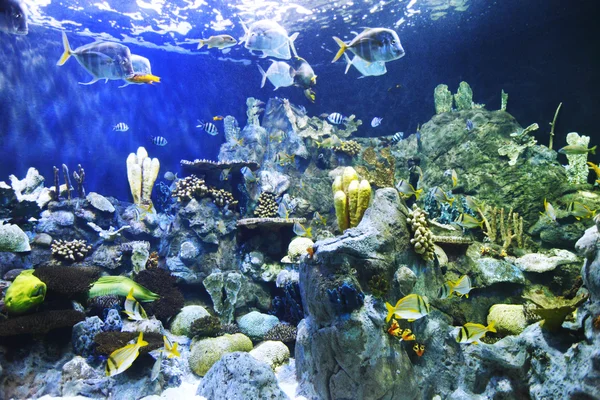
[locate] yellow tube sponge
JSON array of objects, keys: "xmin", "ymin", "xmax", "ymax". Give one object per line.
[
  {"xmin": 334, "ymin": 190, "xmax": 349, "ymax": 232},
  {"xmin": 348, "ymin": 180, "xmax": 359, "ymax": 227},
  {"xmin": 356, "ymin": 180, "xmax": 371, "ymax": 224},
  {"xmin": 332, "ymin": 176, "xmax": 343, "ymax": 194},
  {"xmin": 126, "ymin": 147, "xmax": 159, "ymax": 206},
  {"xmin": 126, "ymin": 153, "xmax": 142, "ymax": 205},
  {"xmin": 141, "ymin": 157, "xmax": 160, "ymax": 203},
  {"xmin": 342, "ymin": 166, "xmax": 358, "ymax": 193}
]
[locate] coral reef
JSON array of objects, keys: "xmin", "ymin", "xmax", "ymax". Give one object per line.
[
  {"xmin": 498, "ymin": 123, "xmax": 539, "ymax": 166},
  {"xmin": 51, "ymin": 239, "xmax": 92, "ymax": 262},
  {"xmin": 208, "ymin": 188, "xmax": 238, "ymax": 208},
  {"xmin": 171, "ymin": 175, "xmax": 208, "ymax": 202},
  {"xmin": 356, "ymin": 147, "xmax": 395, "ymax": 188},
  {"xmin": 564, "ymin": 132, "xmax": 591, "ymax": 184},
  {"xmin": 453, "ymin": 81, "xmax": 474, "ymax": 110},
  {"xmin": 72, "ymin": 164, "xmax": 86, "ymax": 198},
  {"xmin": 407, "ymin": 204, "xmax": 435, "ymax": 261},
  {"xmin": 238, "ymin": 311, "xmax": 280, "ymax": 341},
  {"xmin": 477, "ymin": 204, "xmax": 524, "ymax": 251},
  {"xmin": 434, "ymin": 84, "xmax": 453, "ymax": 114},
  {"xmin": 332, "ymin": 166, "xmax": 371, "ymax": 232},
  {"xmin": 332, "ymin": 140, "xmax": 361, "ymax": 157},
  {"xmin": 133, "ymin": 267, "xmax": 184, "ymax": 323},
  {"xmin": 189, "ymin": 333, "xmax": 253, "ymax": 376},
  {"xmin": 253, "ymin": 192, "xmax": 278, "ymax": 218},
  {"xmin": 190, "ymin": 315, "xmax": 222, "ymax": 338},
  {"xmin": 203, "ymin": 271, "xmax": 242, "ymax": 323},
  {"xmin": 264, "ymin": 323, "xmax": 297, "ymax": 343},
  {"xmin": 126, "ymin": 146, "xmax": 160, "ymax": 207}
]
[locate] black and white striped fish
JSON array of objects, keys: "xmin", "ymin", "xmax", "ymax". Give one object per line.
[
  {"xmin": 390, "ymin": 132, "xmax": 404, "ymax": 144},
  {"xmin": 113, "ymin": 122, "xmax": 129, "ymax": 132},
  {"xmin": 196, "ymin": 120, "xmax": 219, "ymax": 136},
  {"xmin": 327, "ymin": 112, "xmax": 346, "ymax": 125},
  {"xmin": 152, "ymin": 136, "xmax": 168, "ymax": 146}
]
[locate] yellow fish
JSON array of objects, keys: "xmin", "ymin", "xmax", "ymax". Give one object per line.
[
  {"xmin": 126, "ymin": 74, "xmax": 161, "ymax": 85},
  {"xmin": 314, "ymin": 211, "xmax": 327, "ymax": 226},
  {"xmin": 541, "ymin": 198, "xmax": 557, "ymax": 222},
  {"xmin": 444, "ymin": 169, "xmax": 458, "ymax": 188},
  {"xmin": 587, "ymin": 161, "xmax": 600, "ymax": 179},
  {"xmin": 456, "ymin": 321, "xmax": 496, "ymax": 344},
  {"xmin": 106, "ymin": 332, "xmax": 148, "ymax": 376},
  {"xmin": 385, "ymin": 294, "xmax": 430, "ymax": 322},
  {"xmin": 432, "ymin": 187, "xmax": 454, "ymax": 207},
  {"xmin": 567, "ymin": 202, "xmax": 597, "ymax": 220},
  {"xmin": 124, "ymin": 288, "xmax": 147, "ymax": 321},
  {"xmin": 439, "ymin": 275, "xmax": 473, "ymax": 299},
  {"xmin": 395, "ymin": 179, "xmax": 423, "ymax": 200},
  {"xmin": 457, "ymin": 213, "xmax": 483, "ymax": 229},
  {"xmin": 293, "ymin": 222, "xmax": 313, "ymax": 238}
]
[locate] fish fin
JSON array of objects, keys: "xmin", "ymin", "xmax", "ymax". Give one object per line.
[
  {"xmin": 331, "ymin": 36, "xmax": 347, "ymax": 63},
  {"xmin": 57, "ymin": 31, "xmax": 73, "ymax": 66},
  {"xmin": 118, "ymin": 82, "xmax": 131, "ymax": 88},
  {"xmin": 207, "ymin": 44, "xmax": 214, "ymax": 49},
  {"xmin": 487, "ymin": 321, "xmax": 496, "ymax": 333},
  {"xmin": 137, "ymin": 332, "xmax": 149, "ymax": 347},
  {"xmin": 465, "ymin": 294, "xmax": 469, "ymax": 299},
  {"xmin": 385, "ymin": 302, "xmax": 395, "ymax": 322},
  {"xmin": 197, "ymin": 40, "xmax": 205, "ymax": 49},
  {"xmin": 408, "ymin": 319, "xmax": 416, "ymax": 323},
  {"xmin": 591, "ymin": 145, "xmax": 597, "ymax": 155},
  {"xmin": 472, "ymin": 341, "xmax": 479, "ymax": 345},
  {"xmin": 257, "ymin": 65, "xmax": 267, "ymax": 88},
  {"xmin": 343, "ymin": 53, "xmax": 353, "ymax": 74},
  {"xmin": 79, "ymin": 78, "xmax": 100, "ymax": 85},
  {"xmin": 239, "ymin": 19, "xmax": 249, "ymax": 44},
  {"xmin": 289, "ymin": 32, "xmax": 299, "ymax": 57}
]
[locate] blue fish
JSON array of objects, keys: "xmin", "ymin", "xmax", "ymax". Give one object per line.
[{"xmin": 466, "ymin": 119, "xmax": 474, "ymax": 131}]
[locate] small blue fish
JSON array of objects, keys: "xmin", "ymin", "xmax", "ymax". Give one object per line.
[
  {"xmin": 152, "ymin": 136, "xmax": 167, "ymax": 146},
  {"xmin": 240, "ymin": 166, "xmax": 256, "ymax": 183},
  {"xmin": 371, "ymin": 117, "xmax": 383, "ymax": 128},
  {"xmin": 466, "ymin": 119, "xmax": 474, "ymax": 131},
  {"xmin": 390, "ymin": 132, "xmax": 404, "ymax": 144},
  {"xmin": 197, "ymin": 120, "xmax": 219, "ymax": 136},
  {"xmin": 113, "ymin": 123, "xmax": 129, "ymax": 132}
]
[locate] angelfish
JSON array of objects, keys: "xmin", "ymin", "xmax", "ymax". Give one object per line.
[{"xmin": 57, "ymin": 32, "xmax": 135, "ymax": 85}]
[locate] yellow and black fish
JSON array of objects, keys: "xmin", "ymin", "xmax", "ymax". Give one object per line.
[
  {"xmin": 385, "ymin": 294, "xmax": 430, "ymax": 322},
  {"xmin": 124, "ymin": 288, "xmax": 147, "ymax": 321},
  {"xmin": 456, "ymin": 322, "xmax": 496, "ymax": 344},
  {"xmin": 106, "ymin": 332, "xmax": 148, "ymax": 376},
  {"xmin": 413, "ymin": 343, "xmax": 425, "ymax": 357}
]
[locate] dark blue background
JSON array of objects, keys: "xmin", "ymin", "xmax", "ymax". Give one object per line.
[{"xmin": 0, "ymin": 0, "xmax": 598, "ymax": 201}]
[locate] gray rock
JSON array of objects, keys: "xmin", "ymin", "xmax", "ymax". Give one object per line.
[
  {"xmin": 60, "ymin": 356, "xmax": 110, "ymax": 398},
  {"xmin": 511, "ymin": 249, "xmax": 579, "ymax": 273},
  {"xmin": 238, "ymin": 311, "xmax": 280, "ymax": 341},
  {"xmin": 122, "ymin": 316, "xmax": 164, "ymax": 334},
  {"xmin": 196, "ymin": 352, "xmax": 288, "ymax": 399},
  {"xmin": 179, "ymin": 241, "xmax": 199, "ymax": 261},
  {"xmin": 86, "ymin": 192, "xmax": 115, "ymax": 213},
  {"xmin": 576, "ymin": 226, "xmax": 600, "ymax": 302},
  {"xmin": 72, "ymin": 316, "xmax": 104, "ymax": 358},
  {"xmin": 394, "ymin": 265, "xmax": 417, "ymax": 296},
  {"xmin": 37, "ymin": 210, "xmax": 75, "ymax": 234},
  {"xmin": 166, "ymin": 256, "xmax": 200, "ymax": 284},
  {"xmin": 0, "ymin": 223, "xmax": 30, "ymax": 252},
  {"xmin": 91, "ymin": 244, "xmax": 121, "ymax": 269},
  {"xmin": 32, "ymin": 233, "xmax": 53, "ymax": 247},
  {"xmin": 472, "ymin": 257, "xmax": 526, "ymax": 286},
  {"xmin": 170, "ymin": 305, "xmax": 211, "ymax": 336},
  {"xmin": 259, "ymin": 170, "xmax": 290, "ymax": 197}
]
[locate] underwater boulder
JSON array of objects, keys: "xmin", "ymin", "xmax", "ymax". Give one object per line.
[
  {"xmin": 188, "ymin": 333, "xmax": 253, "ymax": 376},
  {"xmin": 249, "ymin": 340, "xmax": 290, "ymax": 369},
  {"xmin": 170, "ymin": 305, "xmax": 211, "ymax": 336},
  {"xmin": 576, "ymin": 224, "xmax": 600, "ymax": 302},
  {"xmin": 237, "ymin": 311, "xmax": 279, "ymax": 341},
  {"xmin": 0, "ymin": 223, "xmax": 30, "ymax": 252}
]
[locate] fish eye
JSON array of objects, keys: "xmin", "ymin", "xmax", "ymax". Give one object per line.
[{"xmin": 391, "ymin": 40, "xmax": 396, "ymax": 44}]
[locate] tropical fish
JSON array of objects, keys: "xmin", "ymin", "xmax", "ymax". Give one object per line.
[
  {"xmin": 276, "ymin": 152, "xmax": 295, "ymax": 166},
  {"xmin": 466, "ymin": 119, "xmax": 474, "ymax": 131},
  {"xmin": 464, "ymin": 195, "xmax": 481, "ymax": 211},
  {"xmin": 278, "ymin": 202, "xmax": 290, "ymax": 219},
  {"xmin": 152, "ymin": 136, "xmax": 168, "ymax": 146},
  {"xmin": 197, "ymin": 34, "xmax": 237, "ymax": 50},
  {"xmin": 119, "ymin": 55, "xmax": 157, "ymax": 88},
  {"xmin": 315, "ymin": 135, "xmax": 343, "ymax": 149},
  {"xmin": 332, "ymin": 27, "xmax": 405, "ymax": 63},
  {"xmin": 439, "ymin": 275, "xmax": 473, "ymax": 299},
  {"xmin": 113, "ymin": 123, "xmax": 129, "ymax": 132},
  {"xmin": 413, "ymin": 343, "xmax": 425, "ymax": 356},
  {"xmin": 456, "ymin": 322, "xmax": 496, "ymax": 344},
  {"xmin": 387, "ymin": 318, "xmax": 402, "ymax": 337},
  {"xmin": 395, "ymin": 179, "xmax": 423, "ymax": 200},
  {"xmin": 240, "ymin": 166, "xmax": 256, "ymax": 183},
  {"xmin": 150, "ymin": 351, "xmax": 163, "ymax": 382},
  {"xmin": 220, "ymin": 167, "xmax": 232, "ymax": 182},
  {"xmin": 3, "ymin": 269, "xmax": 46, "ymax": 315},
  {"xmin": 385, "ymin": 294, "xmax": 430, "ymax": 322},
  {"xmin": 258, "ymin": 60, "xmax": 295, "ymax": 90},
  {"xmin": 444, "ymin": 169, "xmax": 458, "ymax": 187},
  {"xmin": 541, "ymin": 198, "xmax": 557, "ymax": 222},
  {"xmin": 162, "ymin": 335, "xmax": 180, "ymax": 359},
  {"xmin": 106, "ymin": 332, "xmax": 148, "ymax": 377},
  {"xmin": 371, "ymin": 117, "xmax": 383, "ymax": 128},
  {"xmin": 292, "ymin": 56, "xmax": 317, "ymax": 89},
  {"xmin": 213, "ymin": 115, "xmax": 224, "ymax": 121},
  {"xmin": 457, "ymin": 213, "xmax": 483, "ymax": 229},
  {"xmin": 558, "ymin": 144, "xmax": 597, "ymax": 155},
  {"xmin": 57, "ymin": 32, "xmax": 135, "ymax": 85},
  {"xmin": 327, "ymin": 113, "xmax": 346, "ymax": 125},
  {"xmin": 587, "ymin": 161, "xmax": 600, "ymax": 179},
  {"xmin": 293, "ymin": 222, "xmax": 312, "ymax": 238},
  {"xmin": 343, "ymin": 53, "xmax": 387, "ymax": 78},
  {"xmin": 197, "ymin": 120, "xmax": 219, "ymax": 136},
  {"xmin": 0, "ymin": 0, "xmax": 27, "ymax": 35},
  {"xmin": 390, "ymin": 132, "xmax": 404, "ymax": 145},
  {"xmin": 432, "ymin": 187, "xmax": 455, "ymax": 207},
  {"xmin": 163, "ymin": 171, "xmax": 178, "ymax": 181},
  {"xmin": 568, "ymin": 202, "xmax": 597, "ymax": 220},
  {"xmin": 240, "ymin": 19, "xmax": 299, "ymax": 60},
  {"xmin": 88, "ymin": 276, "xmax": 160, "ymax": 302},
  {"xmin": 314, "ymin": 211, "xmax": 327, "ymax": 226},
  {"xmin": 304, "ymin": 88, "xmax": 316, "ymax": 103},
  {"xmin": 124, "ymin": 288, "xmax": 147, "ymax": 321}
]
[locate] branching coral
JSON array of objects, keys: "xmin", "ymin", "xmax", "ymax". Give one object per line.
[
  {"xmin": 333, "ymin": 140, "xmax": 361, "ymax": 157},
  {"xmin": 172, "ymin": 175, "xmax": 208, "ymax": 202},
  {"xmin": 477, "ymin": 205, "xmax": 524, "ymax": 251},
  {"xmin": 254, "ymin": 192, "xmax": 278, "ymax": 218},
  {"xmin": 407, "ymin": 204, "xmax": 435, "ymax": 261},
  {"xmin": 209, "ymin": 188, "xmax": 238, "ymax": 208},
  {"xmin": 51, "ymin": 239, "xmax": 92, "ymax": 262}
]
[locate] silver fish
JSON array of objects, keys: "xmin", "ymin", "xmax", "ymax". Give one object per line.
[
  {"xmin": 371, "ymin": 117, "xmax": 383, "ymax": 127},
  {"xmin": 197, "ymin": 34, "xmax": 237, "ymax": 50},
  {"xmin": 240, "ymin": 19, "xmax": 299, "ymax": 60},
  {"xmin": 57, "ymin": 32, "xmax": 135, "ymax": 85},
  {"xmin": 0, "ymin": 0, "xmax": 27, "ymax": 35},
  {"xmin": 119, "ymin": 54, "xmax": 152, "ymax": 88},
  {"xmin": 332, "ymin": 27, "xmax": 405, "ymax": 63},
  {"xmin": 258, "ymin": 60, "xmax": 295, "ymax": 90},
  {"xmin": 343, "ymin": 53, "xmax": 387, "ymax": 78}
]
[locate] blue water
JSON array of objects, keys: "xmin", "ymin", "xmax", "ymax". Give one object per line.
[{"xmin": 0, "ymin": 0, "xmax": 598, "ymax": 201}]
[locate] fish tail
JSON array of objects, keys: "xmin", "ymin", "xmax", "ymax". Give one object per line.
[
  {"xmin": 331, "ymin": 36, "xmax": 347, "ymax": 63},
  {"xmin": 487, "ymin": 321, "xmax": 496, "ymax": 333},
  {"xmin": 57, "ymin": 31, "xmax": 73, "ymax": 66},
  {"xmin": 343, "ymin": 53, "xmax": 353, "ymax": 74},
  {"xmin": 137, "ymin": 332, "xmax": 149, "ymax": 347},
  {"xmin": 289, "ymin": 32, "xmax": 299, "ymax": 58},
  {"xmin": 590, "ymin": 145, "xmax": 597, "ymax": 155},
  {"xmin": 385, "ymin": 302, "xmax": 395, "ymax": 323},
  {"xmin": 257, "ymin": 65, "xmax": 267, "ymax": 89},
  {"xmin": 197, "ymin": 40, "xmax": 205, "ymax": 50}
]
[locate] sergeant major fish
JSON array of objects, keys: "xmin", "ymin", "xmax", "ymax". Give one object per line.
[
  {"xmin": 152, "ymin": 136, "xmax": 168, "ymax": 146},
  {"xmin": 113, "ymin": 122, "xmax": 129, "ymax": 132},
  {"xmin": 57, "ymin": 32, "xmax": 135, "ymax": 85},
  {"xmin": 240, "ymin": 19, "xmax": 299, "ymax": 60},
  {"xmin": 327, "ymin": 112, "xmax": 346, "ymax": 125},
  {"xmin": 0, "ymin": 0, "xmax": 27, "ymax": 35},
  {"xmin": 390, "ymin": 132, "xmax": 404, "ymax": 144},
  {"xmin": 332, "ymin": 27, "xmax": 405, "ymax": 63},
  {"xmin": 197, "ymin": 120, "xmax": 219, "ymax": 136}
]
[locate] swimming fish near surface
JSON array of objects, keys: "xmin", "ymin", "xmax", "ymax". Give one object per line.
[
  {"xmin": 197, "ymin": 34, "xmax": 237, "ymax": 50},
  {"xmin": 125, "ymin": 73, "xmax": 160, "ymax": 85},
  {"xmin": 558, "ymin": 144, "xmax": 597, "ymax": 155},
  {"xmin": 258, "ymin": 60, "xmax": 295, "ymax": 90},
  {"xmin": 240, "ymin": 19, "xmax": 299, "ymax": 60},
  {"xmin": 0, "ymin": 0, "xmax": 27, "ymax": 35},
  {"xmin": 332, "ymin": 27, "xmax": 405, "ymax": 63},
  {"xmin": 57, "ymin": 32, "xmax": 135, "ymax": 85},
  {"xmin": 113, "ymin": 123, "xmax": 129, "ymax": 132},
  {"xmin": 124, "ymin": 288, "xmax": 147, "ymax": 321},
  {"xmin": 371, "ymin": 117, "xmax": 383, "ymax": 128},
  {"xmin": 385, "ymin": 294, "xmax": 430, "ymax": 322},
  {"xmin": 152, "ymin": 136, "xmax": 168, "ymax": 146},
  {"xmin": 106, "ymin": 332, "xmax": 148, "ymax": 377},
  {"xmin": 213, "ymin": 115, "xmax": 224, "ymax": 121},
  {"xmin": 456, "ymin": 322, "xmax": 496, "ymax": 344},
  {"xmin": 197, "ymin": 120, "xmax": 219, "ymax": 136},
  {"xmin": 438, "ymin": 275, "xmax": 473, "ymax": 299},
  {"xmin": 327, "ymin": 112, "xmax": 346, "ymax": 125},
  {"xmin": 395, "ymin": 179, "xmax": 422, "ymax": 200},
  {"xmin": 343, "ymin": 53, "xmax": 387, "ymax": 78}
]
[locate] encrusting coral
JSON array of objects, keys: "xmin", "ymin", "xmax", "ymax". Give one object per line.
[
  {"xmin": 172, "ymin": 175, "xmax": 208, "ymax": 202},
  {"xmin": 254, "ymin": 192, "xmax": 278, "ymax": 218},
  {"xmin": 126, "ymin": 146, "xmax": 160, "ymax": 207},
  {"xmin": 407, "ymin": 204, "xmax": 435, "ymax": 261},
  {"xmin": 333, "ymin": 140, "xmax": 361, "ymax": 157},
  {"xmin": 356, "ymin": 147, "xmax": 395, "ymax": 188},
  {"xmin": 332, "ymin": 167, "xmax": 371, "ymax": 232},
  {"xmin": 51, "ymin": 239, "xmax": 92, "ymax": 262}
]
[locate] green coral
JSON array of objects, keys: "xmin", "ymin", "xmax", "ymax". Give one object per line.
[
  {"xmin": 454, "ymin": 81, "xmax": 473, "ymax": 110},
  {"xmin": 4, "ymin": 269, "xmax": 46, "ymax": 315},
  {"xmin": 434, "ymin": 84, "xmax": 453, "ymax": 114},
  {"xmin": 564, "ymin": 132, "xmax": 591, "ymax": 184}
]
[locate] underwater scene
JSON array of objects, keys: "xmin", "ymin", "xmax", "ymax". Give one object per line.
[{"xmin": 0, "ymin": 0, "xmax": 599, "ymax": 399}]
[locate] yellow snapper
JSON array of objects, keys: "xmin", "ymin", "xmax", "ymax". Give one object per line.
[
  {"xmin": 124, "ymin": 288, "xmax": 148, "ymax": 321},
  {"xmin": 432, "ymin": 187, "xmax": 455, "ymax": 207},
  {"xmin": 258, "ymin": 60, "xmax": 295, "ymax": 90},
  {"xmin": 385, "ymin": 294, "xmax": 430, "ymax": 322},
  {"xmin": 568, "ymin": 202, "xmax": 597, "ymax": 220},
  {"xmin": 343, "ymin": 53, "xmax": 387, "ymax": 78},
  {"xmin": 106, "ymin": 332, "xmax": 148, "ymax": 376},
  {"xmin": 240, "ymin": 19, "xmax": 299, "ymax": 60},
  {"xmin": 197, "ymin": 34, "xmax": 237, "ymax": 50},
  {"xmin": 332, "ymin": 27, "xmax": 405, "ymax": 63},
  {"xmin": 395, "ymin": 179, "xmax": 423, "ymax": 200},
  {"xmin": 456, "ymin": 321, "xmax": 496, "ymax": 344},
  {"xmin": 457, "ymin": 213, "xmax": 483, "ymax": 229},
  {"xmin": 438, "ymin": 275, "xmax": 473, "ymax": 299},
  {"xmin": 57, "ymin": 32, "xmax": 135, "ymax": 85}
]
